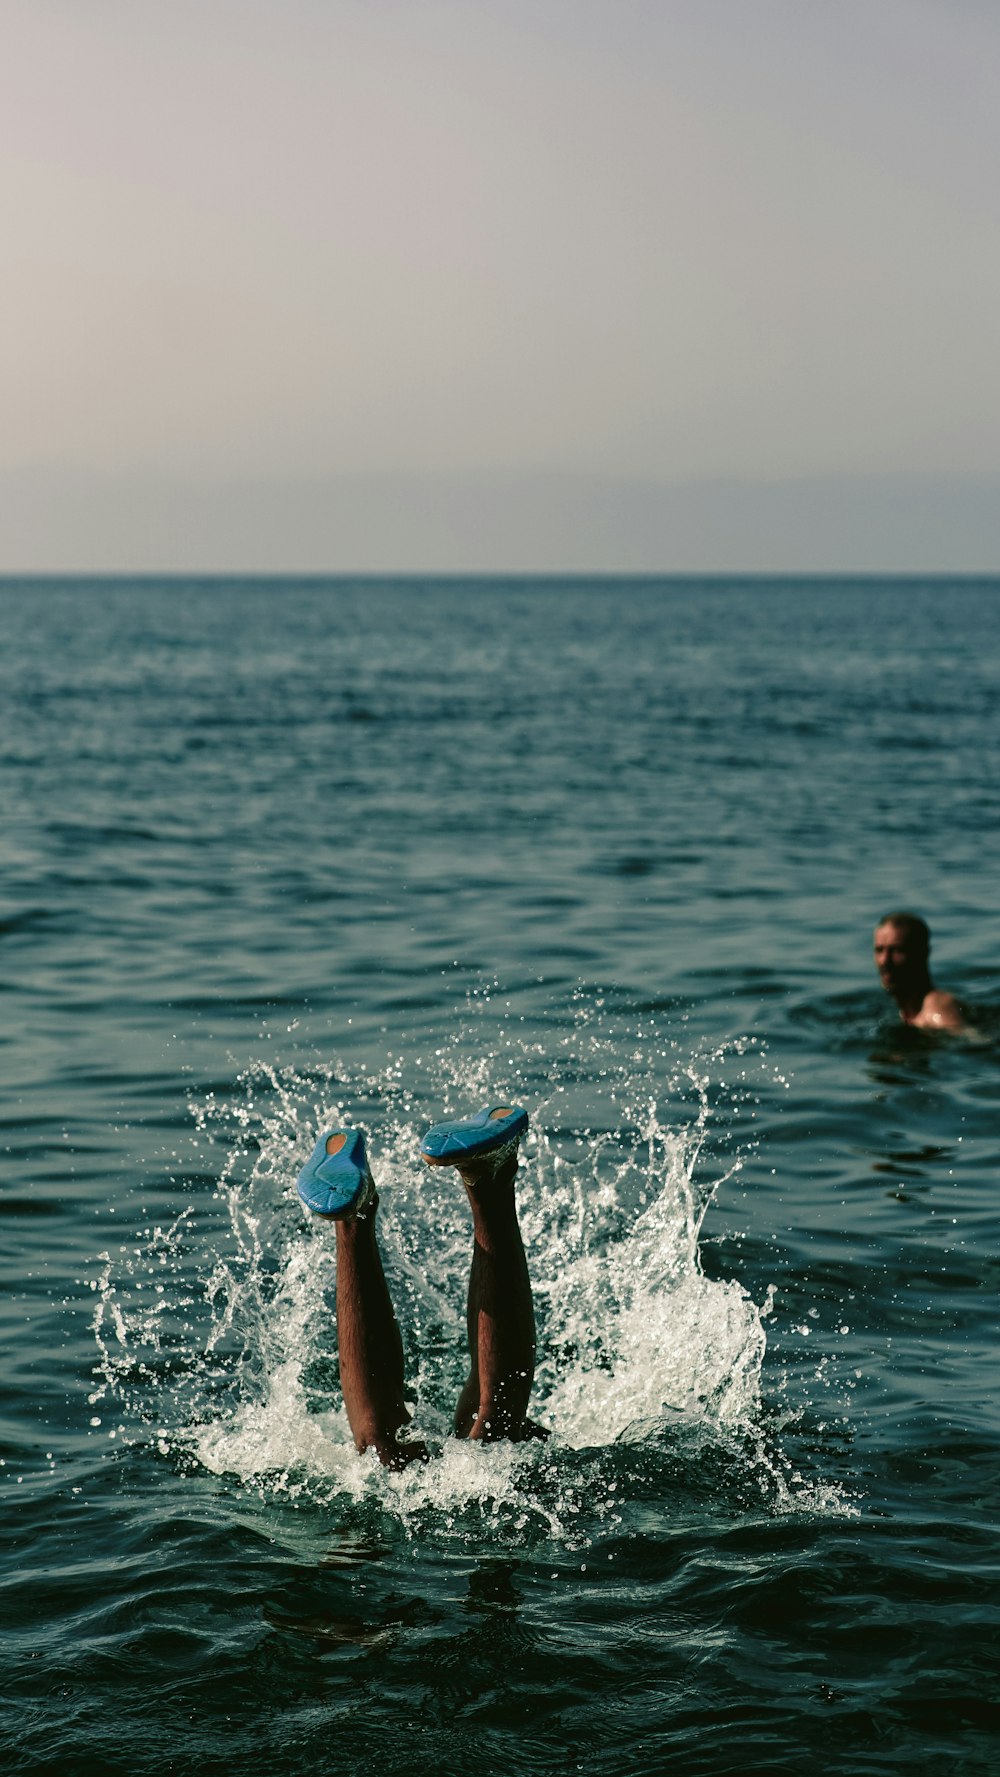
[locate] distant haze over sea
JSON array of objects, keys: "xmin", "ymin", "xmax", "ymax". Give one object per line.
[{"xmin": 4, "ymin": 467, "xmax": 1000, "ymax": 574}]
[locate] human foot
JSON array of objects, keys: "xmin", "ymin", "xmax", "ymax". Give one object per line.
[
  {"xmin": 296, "ymin": 1129, "xmax": 376, "ymax": 1219},
  {"xmin": 419, "ymin": 1105, "xmax": 528, "ymax": 1186}
]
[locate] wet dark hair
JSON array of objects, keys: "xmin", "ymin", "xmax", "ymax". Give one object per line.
[{"xmin": 877, "ymin": 911, "xmax": 930, "ymax": 957}]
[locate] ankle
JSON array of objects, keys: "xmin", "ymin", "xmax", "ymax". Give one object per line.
[
  {"xmin": 334, "ymin": 1193, "xmax": 379, "ymax": 1241},
  {"xmin": 459, "ymin": 1156, "xmax": 518, "ymax": 1193}
]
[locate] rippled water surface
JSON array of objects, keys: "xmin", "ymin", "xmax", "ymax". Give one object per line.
[{"xmin": 3, "ymin": 577, "xmax": 1000, "ymax": 1774}]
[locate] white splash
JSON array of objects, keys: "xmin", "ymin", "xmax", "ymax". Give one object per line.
[{"xmin": 90, "ymin": 1020, "xmax": 854, "ymax": 1532}]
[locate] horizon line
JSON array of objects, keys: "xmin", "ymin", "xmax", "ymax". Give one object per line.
[{"xmin": 3, "ymin": 569, "xmax": 999, "ymax": 584}]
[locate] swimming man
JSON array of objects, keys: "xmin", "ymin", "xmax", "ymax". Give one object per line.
[
  {"xmin": 295, "ymin": 1105, "xmax": 541, "ymax": 1468},
  {"xmin": 873, "ymin": 912, "xmax": 964, "ymax": 1032}
]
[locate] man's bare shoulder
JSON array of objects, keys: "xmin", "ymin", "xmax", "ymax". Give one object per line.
[{"xmin": 912, "ymin": 990, "xmax": 966, "ymax": 1033}]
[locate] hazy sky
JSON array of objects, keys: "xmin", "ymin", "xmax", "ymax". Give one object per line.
[{"xmin": 3, "ymin": 0, "xmax": 1000, "ymax": 569}]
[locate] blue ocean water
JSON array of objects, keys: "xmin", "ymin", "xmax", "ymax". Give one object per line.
[{"xmin": 2, "ymin": 577, "xmax": 999, "ymax": 1775}]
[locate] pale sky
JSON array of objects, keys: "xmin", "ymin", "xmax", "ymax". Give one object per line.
[{"xmin": 3, "ymin": 0, "xmax": 1000, "ymax": 570}]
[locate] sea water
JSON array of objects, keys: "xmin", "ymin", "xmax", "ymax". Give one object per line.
[{"xmin": 3, "ymin": 577, "xmax": 999, "ymax": 1774}]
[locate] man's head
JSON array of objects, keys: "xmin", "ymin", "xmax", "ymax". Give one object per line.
[{"xmin": 873, "ymin": 911, "xmax": 931, "ymax": 998}]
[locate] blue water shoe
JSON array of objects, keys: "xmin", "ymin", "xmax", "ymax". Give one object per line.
[
  {"xmin": 296, "ymin": 1129, "xmax": 375, "ymax": 1219},
  {"xmin": 420, "ymin": 1104, "xmax": 528, "ymax": 1169}
]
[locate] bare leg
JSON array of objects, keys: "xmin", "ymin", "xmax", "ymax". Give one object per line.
[
  {"xmin": 329, "ymin": 1170, "xmax": 425, "ymax": 1469},
  {"xmin": 451, "ymin": 1151, "xmax": 539, "ymax": 1441}
]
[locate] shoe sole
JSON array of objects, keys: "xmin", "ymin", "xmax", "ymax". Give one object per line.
[
  {"xmin": 296, "ymin": 1128, "xmax": 374, "ymax": 1219},
  {"xmin": 420, "ymin": 1104, "xmax": 528, "ymax": 1167}
]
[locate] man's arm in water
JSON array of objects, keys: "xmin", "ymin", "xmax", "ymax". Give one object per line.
[{"xmin": 912, "ymin": 990, "xmax": 966, "ymax": 1033}]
